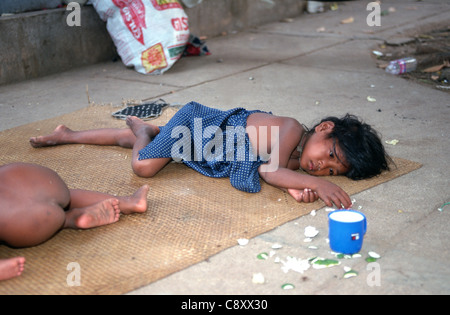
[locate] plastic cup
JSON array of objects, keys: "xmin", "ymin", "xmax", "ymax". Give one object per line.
[{"xmin": 328, "ymin": 210, "xmax": 367, "ymax": 254}]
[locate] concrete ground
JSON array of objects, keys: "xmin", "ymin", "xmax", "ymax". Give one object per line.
[{"xmin": 0, "ymin": 0, "xmax": 449, "ymax": 295}]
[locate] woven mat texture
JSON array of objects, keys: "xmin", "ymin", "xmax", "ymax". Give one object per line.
[{"xmin": 0, "ymin": 105, "xmax": 422, "ymax": 294}]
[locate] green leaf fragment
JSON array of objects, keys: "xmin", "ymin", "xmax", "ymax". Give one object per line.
[
  {"xmin": 335, "ymin": 253, "xmax": 355, "ymax": 259},
  {"xmin": 343, "ymin": 270, "xmax": 358, "ymax": 279},
  {"xmin": 366, "ymin": 251, "xmax": 381, "ymax": 262},
  {"xmin": 312, "ymin": 258, "xmax": 341, "ymax": 269},
  {"xmin": 257, "ymin": 252, "xmax": 269, "ymax": 260},
  {"xmin": 314, "ymin": 259, "xmax": 339, "ymax": 265}
]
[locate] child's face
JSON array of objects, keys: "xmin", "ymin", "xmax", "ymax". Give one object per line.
[{"xmin": 300, "ymin": 121, "xmax": 350, "ymax": 177}]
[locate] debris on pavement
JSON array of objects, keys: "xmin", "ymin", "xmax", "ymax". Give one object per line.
[
  {"xmin": 340, "ymin": 16, "xmax": 354, "ymax": 24},
  {"xmin": 372, "ymin": 50, "xmax": 384, "ymax": 57},
  {"xmin": 385, "ymin": 139, "xmax": 399, "ymax": 145},
  {"xmin": 343, "ymin": 266, "xmax": 358, "ymax": 279},
  {"xmin": 281, "ymin": 256, "xmax": 311, "ymax": 274},
  {"xmin": 304, "ymin": 226, "xmax": 319, "ymax": 238},
  {"xmin": 252, "ymin": 272, "xmax": 265, "ymax": 284},
  {"xmin": 281, "ymin": 283, "xmax": 295, "ymax": 290},
  {"xmin": 271, "ymin": 243, "xmax": 283, "ymax": 249},
  {"xmin": 366, "ymin": 251, "xmax": 381, "ymax": 263},
  {"xmin": 385, "ymin": 57, "xmax": 417, "ymax": 75},
  {"xmin": 183, "ymin": 34, "xmax": 211, "ymax": 57},
  {"xmin": 257, "ymin": 252, "xmax": 269, "ymax": 260},
  {"xmin": 368, "ymin": 251, "xmax": 381, "ymax": 259},
  {"xmin": 367, "ymin": 96, "xmax": 377, "ymax": 102},
  {"xmin": 438, "ymin": 202, "xmax": 450, "ymax": 212},
  {"xmin": 311, "ymin": 257, "xmax": 341, "ymax": 269},
  {"xmin": 238, "ymin": 238, "xmax": 249, "ymax": 246}
]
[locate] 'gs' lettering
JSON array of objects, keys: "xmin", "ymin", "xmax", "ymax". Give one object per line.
[{"xmin": 171, "ymin": 17, "xmax": 188, "ymax": 31}]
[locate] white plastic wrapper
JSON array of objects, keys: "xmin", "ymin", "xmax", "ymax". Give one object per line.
[{"xmin": 91, "ymin": 0, "xmax": 190, "ymax": 74}]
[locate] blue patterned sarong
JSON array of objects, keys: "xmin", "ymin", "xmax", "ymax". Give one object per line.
[{"xmin": 138, "ymin": 102, "xmax": 269, "ymax": 193}]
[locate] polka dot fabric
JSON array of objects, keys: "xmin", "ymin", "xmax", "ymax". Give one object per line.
[{"xmin": 138, "ymin": 102, "xmax": 269, "ymax": 193}]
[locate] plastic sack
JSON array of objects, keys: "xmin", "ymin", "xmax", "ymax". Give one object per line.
[{"xmin": 91, "ymin": 0, "xmax": 190, "ymax": 74}]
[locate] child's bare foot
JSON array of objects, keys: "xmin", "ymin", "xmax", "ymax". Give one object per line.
[
  {"xmin": 30, "ymin": 125, "xmax": 73, "ymax": 148},
  {"xmin": 65, "ymin": 199, "xmax": 121, "ymax": 229},
  {"xmin": 126, "ymin": 116, "xmax": 159, "ymax": 138},
  {"xmin": 118, "ymin": 185, "xmax": 150, "ymax": 215},
  {"xmin": 0, "ymin": 257, "xmax": 25, "ymax": 281}
]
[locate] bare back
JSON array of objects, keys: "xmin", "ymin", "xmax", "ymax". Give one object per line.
[{"xmin": 246, "ymin": 112, "xmax": 305, "ymax": 170}]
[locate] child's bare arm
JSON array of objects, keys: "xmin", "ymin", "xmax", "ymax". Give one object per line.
[{"xmin": 259, "ymin": 166, "xmax": 352, "ymax": 209}]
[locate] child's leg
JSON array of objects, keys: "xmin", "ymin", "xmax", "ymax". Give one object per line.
[
  {"xmin": 30, "ymin": 125, "xmax": 137, "ymax": 148},
  {"xmin": 0, "ymin": 257, "xmax": 25, "ymax": 281},
  {"xmin": 68, "ymin": 185, "xmax": 149, "ymax": 215},
  {"xmin": 63, "ymin": 199, "xmax": 120, "ymax": 230},
  {"xmin": 29, "ymin": 121, "xmax": 170, "ymax": 178},
  {"xmin": 126, "ymin": 116, "xmax": 172, "ymax": 178}
]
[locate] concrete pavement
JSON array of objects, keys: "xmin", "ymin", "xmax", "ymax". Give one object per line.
[{"xmin": 1, "ymin": 0, "xmax": 449, "ymax": 295}]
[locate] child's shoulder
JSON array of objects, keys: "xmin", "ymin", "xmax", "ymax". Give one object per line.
[
  {"xmin": 273, "ymin": 115, "xmax": 304, "ymax": 135},
  {"xmin": 264, "ymin": 115, "xmax": 305, "ymax": 145},
  {"xmin": 248, "ymin": 112, "xmax": 302, "ymax": 129}
]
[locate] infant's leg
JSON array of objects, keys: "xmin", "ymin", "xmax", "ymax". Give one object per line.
[
  {"xmin": 64, "ymin": 199, "xmax": 120, "ymax": 230},
  {"xmin": 69, "ymin": 185, "xmax": 150, "ymax": 215},
  {"xmin": 0, "ymin": 195, "xmax": 121, "ymax": 248}
]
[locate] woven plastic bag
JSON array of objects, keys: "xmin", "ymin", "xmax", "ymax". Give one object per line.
[{"xmin": 91, "ymin": 0, "xmax": 190, "ymax": 74}]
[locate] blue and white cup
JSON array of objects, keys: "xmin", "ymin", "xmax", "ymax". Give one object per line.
[{"xmin": 328, "ymin": 210, "xmax": 367, "ymax": 255}]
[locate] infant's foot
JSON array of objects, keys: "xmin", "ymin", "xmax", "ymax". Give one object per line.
[
  {"xmin": 126, "ymin": 116, "xmax": 159, "ymax": 138},
  {"xmin": 0, "ymin": 257, "xmax": 25, "ymax": 281},
  {"xmin": 30, "ymin": 125, "xmax": 72, "ymax": 148},
  {"xmin": 119, "ymin": 185, "xmax": 150, "ymax": 215},
  {"xmin": 66, "ymin": 199, "xmax": 121, "ymax": 229}
]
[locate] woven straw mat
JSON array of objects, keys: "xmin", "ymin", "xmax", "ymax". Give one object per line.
[{"xmin": 0, "ymin": 104, "xmax": 422, "ymax": 294}]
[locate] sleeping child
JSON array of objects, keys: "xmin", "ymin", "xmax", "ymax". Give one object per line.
[{"xmin": 30, "ymin": 102, "xmax": 391, "ymax": 210}]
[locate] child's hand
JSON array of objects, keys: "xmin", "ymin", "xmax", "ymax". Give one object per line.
[
  {"xmin": 287, "ymin": 188, "xmax": 319, "ymax": 203},
  {"xmin": 313, "ymin": 180, "xmax": 352, "ymax": 209}
]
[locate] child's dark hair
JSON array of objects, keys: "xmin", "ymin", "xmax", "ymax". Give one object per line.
[{"xmin": 310, "ymin": 114, "xmax": 392, "ymax": 180}]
